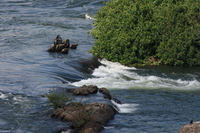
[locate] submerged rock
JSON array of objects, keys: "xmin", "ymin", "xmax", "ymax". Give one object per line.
[{"xmin": 178, "ymin": 121, "xmax": 200, "ymax": 133}]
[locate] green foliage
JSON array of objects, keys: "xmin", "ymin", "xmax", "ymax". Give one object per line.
[
  {"xmin": 90, "ymin": 0, "xmax": 200, "ymax": 66},
  {"xmin": 46, "ymin": 91, "xmax": 73, "ymax": 109}
]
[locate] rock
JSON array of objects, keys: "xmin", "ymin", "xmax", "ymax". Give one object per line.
[
  {"xmin": 85, "ymin": 102, "xmax": 115, "ymax": 124},
  {"xmin": 79, "ymin": 56, "xmax": 100, "ymax": 72},
  {"xmin": 60, "ymin": 103, "xmax": 86, "ymax": 123},
  {"xmin": 54, "ymin": 35, "xmax": 62, "ymax": 46},
  {"xmin": 51, "ymin": 108, "xmax": 64, "ymax": 118},
  {"xmin": 48, "ymin": 35, "xmax": 78, "ymax": 53},
  {"xmin": 178, "ymin": 121, "xmax": 200, "ymax": 133},
  {"xmin": 73, "ymin": 85, "xmax": 98, "ymax": 95},
  {"xmin": 82, "ymin": 128, "xmax": 99, "ymax": 133},
  {"xmin": 82, "ymin": 121, "xmax": 102, "ymax": 133},
  {"xmin": 51, "ymin": 85, "xmax": 118, "ymax": 133},
  {"xmin": 99, "ymin": 87, "xmax": 112, "ymax": 99},
  {"xmin": 112, "ymin": 97, "xmax": 122, "ymax": 104},
  {"xmin": 55, "ymin": 43, "xmax": 68, "ymax": 52},
  {"xmin": 48, "ymin": 42, "xmax": 69, "ymax": 53},
  {"xmin": 52, "ymin": 102, "xmax": 115, "ymax": 132},
  {"xmin": 63, "ymin": 39, "xmax": 70, "ymax": 48},
  {"xmin": 61, "ymin": 48, "xmax": 68, "ymax": 54},
  {"xmin": 70, "ymin": 44, "xmax": 78, "ymax": 49},
  {"xmin": 47, "ymin": 45, "xmax": 56, "ymax": 52}
]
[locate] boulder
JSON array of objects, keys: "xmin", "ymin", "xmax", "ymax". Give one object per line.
[
  {"xmin": 61, "ymin": 48, "xmax": 68, "ymax": 54},
  {"xmin": 63, "ymin": 39, "xmax": 70, "ymax": 48},
  {"xmin": 178, "ymin": 121, "xmax": 200, "ymax": 133},
  {"xmin": 52, "ymin": 102, "xmax": 86, "ymax": 123},
  {"xmin": 85, "ymin": 102, "xmax": 115, "ymax": 124},
  {"xmin": 47, "ymin": 45, "xmax": 56, "ymax": 52},
  {"xmin": 47, "ymin": 43, "xmax": 69, "ymax": 53},
  {"xmin": 55, "ymin": 43, "xmax": 69, "ymax": 52},
  {"xmin": 52, "ymin": 102, "xmax": 115, "ymax": 132},
  {"xmin": 112, "ymin": 97, "xmax": 122, "ymax": 104},
  {"xmin": 51, "ymin": 85, "xmax": 119, "ymax": 133},
  {"xmin": 48, "ymin": 35, "xmax": 78, "ymax": 53},
  {"xmin": 70, "ymin": 43, "xmax": 78, "ymax": 49},
  {"xmin": 99, "ymin": 87, "xmax": 112, "ymax": 99},
  {"xmin": 81, "ymin": 121, "xmax": 102, "ymax": 133},
  {"xmin": 73, "ymin": 85, "xmax": 98, "ymax": 95}
]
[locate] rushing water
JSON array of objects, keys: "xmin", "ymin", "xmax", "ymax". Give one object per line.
[{"xmin": 1, "ymin": 0, "xmax": 200, "ymax": 133}]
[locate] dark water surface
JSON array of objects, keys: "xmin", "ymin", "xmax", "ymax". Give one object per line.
[{"xmin": 1, "ymin": 0, "xmax": 200, "ymax": 133}]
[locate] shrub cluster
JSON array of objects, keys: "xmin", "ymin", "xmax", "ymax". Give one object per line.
[
  {"xmin": 46, "ymin": 91, "xmax": 73, "ymax": 109},
  {"xmin": 90, "ymin": 0, "xmax": 200, "ymax": 66}
]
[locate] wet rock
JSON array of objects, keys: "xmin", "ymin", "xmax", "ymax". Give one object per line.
[
  {"xmin": 79, "ymin": 56, "xmax": 100, "ymax": 72},
  {"xmin": 52, "ymin": 102, "xmax": 115, "ymax": 132},
  {"xmin": 81, "ymin": 121, "xmax": 102, "ymax": 133},
  {"xmin": 48, "ymin": 35, "xmax": 78, "ymax": 53},
  {"xmin": 47, "ymin": 45, "xmax": 56, "ymax": 52},
  {"xmin": 51, "ymin": 85, "xmax": 119, "ymax": 133},
  {"xmin": 99, "ymin": 87, "xmax": 112, "ymax": 99},
  {"xmin": 55, "ymin": 43, "xmax": 69, "ymax": 52},
  {"xmin": 61, "ymin": 48, "xmax": 68, "ymax": 54},
  {"xmin": 178, "ymin": 121, "xmax": 200, "ymax": 133},
  {"xmin": 53, "ymin": 102, "xmax": 86, "ymax": 123},
  {"xmin": 112, "ymin": 97, "xmax": 122, "ymax": 104},
  {"xmin": 85, "ymin": 102, "xmax": 115, "ymax": 124},
  {"xmin": 47, "ymin": 43, "xmax": 69, "ymax": 52},
  {"xmin": 73, "ymin": 85, "xmax": 98, "ymax": 95},
  {"xmin": 63, "ymin": 39, "xmax": 70, "ymax": 48},
  {"xmin": 70, "ymin": 43, "xmax": 78, "ymax": 49}
]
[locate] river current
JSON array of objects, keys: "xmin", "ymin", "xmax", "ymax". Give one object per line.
[{"xmin": 1, "ymin": 0, "xmax": 200, "ymax": 133}]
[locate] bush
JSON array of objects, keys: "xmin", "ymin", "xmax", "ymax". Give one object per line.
[
  {"xmin": 90, "ymin": 0, "xmax": 200, "ymax": 66},
  {"xmin": 46, "ymin": 91, "xmax": 73, "ymax": 109}
]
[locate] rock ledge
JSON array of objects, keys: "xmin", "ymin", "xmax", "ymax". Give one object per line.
[{"xmin": 51, "ymin": 85, "xmax": 120, "ymax": 133}]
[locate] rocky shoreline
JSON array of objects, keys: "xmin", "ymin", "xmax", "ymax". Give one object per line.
[
  {"xmin": 51, "ymin": 85, "xmax": 120, "ymax": 133},
  {"xmin": 178, "ymin": 121, "xmax": 200, "ymax": 133}
]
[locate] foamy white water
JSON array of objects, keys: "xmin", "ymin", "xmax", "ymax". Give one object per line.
[
  {"xmin": 0, "ymin": 92, "xmax": 7, "ymax": 99},
  {"xmin": 85, "ymin": 13, "xmax": 96, "ymax": 20},
  {"xmin": 111, "ymin": 100, "xmax": 139, "ymax": 113},
  {"xmin": 70, "ymin": 59, "xmax": 200, "ymax": 91}
]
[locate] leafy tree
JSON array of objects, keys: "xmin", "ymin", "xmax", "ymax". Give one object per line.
[{"xmin": 89, "ymin": 0, "xmax": 200, "ymax": 66}]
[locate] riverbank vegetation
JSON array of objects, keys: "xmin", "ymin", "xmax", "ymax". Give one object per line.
[
  {"xmin": 46, "ymin": 91, "xmax": 73, "ymax": 109},
  {"xmin": 90, "ymin": 0, "xmax": 200, "ymax": 66}
]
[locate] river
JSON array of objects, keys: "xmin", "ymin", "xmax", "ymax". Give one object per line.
[{"xmin": 0, "ymin": 0, "xmax": 200, "ymax": 133}]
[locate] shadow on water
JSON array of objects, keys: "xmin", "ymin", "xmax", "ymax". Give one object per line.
[{"xmin": 76, "ymin": 56, "xmax": 101, "ymax": 73}]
